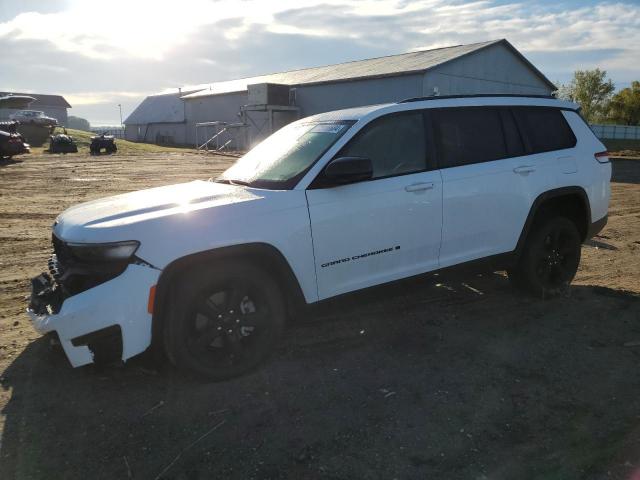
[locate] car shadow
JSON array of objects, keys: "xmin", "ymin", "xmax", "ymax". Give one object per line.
[
  {"xmin": 0, "ymin": 158, "xmax": 24, "ymax": 168},
  {"xmin": 2, "ymin": 276, "xmax": 640, "ymax": 479}
]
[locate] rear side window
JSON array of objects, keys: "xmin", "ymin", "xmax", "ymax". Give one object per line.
[
  {"xmin": 513, "ymin": 107, "xmax": 576, "ymax": 153},
  {"xmin": 431, "ymin": 108, "xmax": 507, "ymax": 168},
  {"xmin": 340, "ymin": 112, "xmax": 427, "ymax": 179}
]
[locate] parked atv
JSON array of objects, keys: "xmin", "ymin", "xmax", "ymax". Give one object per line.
[
  {"xmin": 90, "ymin": 133, "xmax": 117, "ymax": 155},
  {"xmin": 48, "ymin": 128, "xmax": 78, "ymax": 154},
  {"xmin": 0, "ymin": 121, "xmax": 30, "ymax": 160}
]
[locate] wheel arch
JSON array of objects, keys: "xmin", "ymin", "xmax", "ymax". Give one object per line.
[
  {"xmin": 515, "ymin": 186, "xmax": 591, "ymax": 257},
  {"xmin": 150, "ymin": 242, "xmax": 307, "ymax": 353}
]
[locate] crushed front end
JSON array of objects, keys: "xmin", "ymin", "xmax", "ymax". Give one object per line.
[{"xmin": 27, "ymin": 234, "xmax": 160, "ymax": 367}]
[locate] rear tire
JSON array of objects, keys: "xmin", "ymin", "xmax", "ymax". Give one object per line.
[
  {"xmin": 508, "ymin": 216, "xmax": 581, "ymax": 297},
  {"xmin": 164, "ymin": 261, "xmax": 286, "ymax": 381}
]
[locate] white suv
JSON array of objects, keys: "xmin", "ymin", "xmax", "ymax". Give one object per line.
[
  {"xmin": 9, "ymin": 110, "xmax": 57, "ymax": 127},
  {"xmin": 28, "ymin": 95, "xmax": 611, "ymax": 379}
]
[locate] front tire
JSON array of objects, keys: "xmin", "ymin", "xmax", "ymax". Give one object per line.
[
  {"xmin": 164, "ymin": 261, "xmax": 286, "ymax": 380},
  {"xmin": 508, "ymin": 216, "xmax": 581, "ymax": 297}
]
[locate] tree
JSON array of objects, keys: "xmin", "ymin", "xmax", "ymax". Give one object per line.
[
  {"xmin": 67, "ymin": 115, "xmax": 90, "ymax": 131},
  {"xmin": 608, "ymin": 81, "xmax": 640, "ymax": 125},
  {"xmin": 555, "ymin": 69, "xmax": 615, "ymax": 123}
]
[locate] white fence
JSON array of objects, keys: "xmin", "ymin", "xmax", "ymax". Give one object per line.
[
  {"xmin": 90, "ymin": 126, "xmax": 124, "ymax": 139},
  {"xmin": 590, "ymin": 124, "xmax": 640, "ymax": 140}
]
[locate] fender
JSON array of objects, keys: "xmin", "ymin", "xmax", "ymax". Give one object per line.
[
  {"xmin": 514, "ymin": 186, "xmax": 591, "ymax": 258},
  {"xmin": 150, "ymin": 243, "xmax": 307, "ymax": 353}
]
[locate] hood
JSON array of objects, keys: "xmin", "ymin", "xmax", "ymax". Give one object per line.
[{"xmin": 54, "ymin": 180, "xmax": 261, "ymax": 243}]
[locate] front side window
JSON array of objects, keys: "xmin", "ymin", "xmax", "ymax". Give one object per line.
[
  {"xmin": 219, "ymin": 120, "xmax": 354, "ymax": 189},
  {"xmin": 339, "ymin": 112, "xmax": 427, "ymax": 179},
  {"xmin": 432, "ymin": 107, "xmax": 507, "ymax": 168}
]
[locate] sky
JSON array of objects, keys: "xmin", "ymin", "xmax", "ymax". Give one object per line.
[{"xmin": 1, "ymin": 0, "xmax": 639, "ymax": 125}]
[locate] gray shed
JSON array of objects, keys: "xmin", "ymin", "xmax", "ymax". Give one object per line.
[{"xmin": 126, "ymin": 39, "xmax": 556, "ymax": 148}]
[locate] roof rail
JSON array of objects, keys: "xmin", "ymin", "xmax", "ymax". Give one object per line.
[{"xmin": 399, "ymin": 93, "xmax": 556, "ymax": 103}]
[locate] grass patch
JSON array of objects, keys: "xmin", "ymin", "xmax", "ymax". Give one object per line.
[{"xmin": 30, "ymin": 128, "xmax": 197, "ymax": 156}]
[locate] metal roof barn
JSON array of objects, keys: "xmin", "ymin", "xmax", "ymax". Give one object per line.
[
  {"xmin": 124, "ymin": 39, "xmax": 556, "ymax": 149},
  {"xmin": 124, "ymin": 89, "xmax": 201, "ymax": 145}
]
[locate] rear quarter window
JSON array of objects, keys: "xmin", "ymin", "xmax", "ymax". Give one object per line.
[{"xmin": 513, "ymin": 107, "xmax": 576, "ymax": 154}]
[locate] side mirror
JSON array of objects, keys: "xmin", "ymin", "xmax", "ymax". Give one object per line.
[{"xmin": 323, "ymin": 156, "xmax": 373, "ymax": 185}]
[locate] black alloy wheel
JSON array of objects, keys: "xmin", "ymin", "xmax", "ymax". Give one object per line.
[
  {"xmin": 165, "ymin": 262, "xmax": 285, "ymax": 380},
  {"xmin": 508, "ymin": 216, "xmax": 581, "ymax": 296}
]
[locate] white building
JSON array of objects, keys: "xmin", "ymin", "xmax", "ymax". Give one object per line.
[{"xmin": 124, "ymin": 39, "xmax": 556, "ymax": 149}]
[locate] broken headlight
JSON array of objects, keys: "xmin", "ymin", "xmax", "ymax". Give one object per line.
[{"xmin": 66, "ymin": 240, "xmax": 140, "ymax": 263}]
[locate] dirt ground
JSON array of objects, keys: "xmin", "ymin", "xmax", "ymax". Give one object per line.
[{"xmin": 0, "ymin": 152, "xmax": 639, "ymax": 480}]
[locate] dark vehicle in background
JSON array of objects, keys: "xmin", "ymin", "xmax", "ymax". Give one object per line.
[
  {"xmin": 0, "ymin": 121, "xmax": 30, "ymax": 159},
  {"xmin": 48, "ymin": 128, "xmax": 78, "ymax": 153},
  {"xmin": 90, "ymin": 133, "xmax": 117, "ymax": 154}
]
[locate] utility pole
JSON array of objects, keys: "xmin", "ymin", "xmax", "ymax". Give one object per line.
[{"xmin": 118, "ymin": 104, "xmax": 123, "ymax": 127}]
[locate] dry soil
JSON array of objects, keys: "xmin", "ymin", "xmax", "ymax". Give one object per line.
[{"xmin": 0, "ymin": 152, "xmax": 639, "ymax": 479}]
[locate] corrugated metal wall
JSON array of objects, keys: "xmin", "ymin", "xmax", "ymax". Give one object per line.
[
  {"xmin": 294, "ymin": 74, "xmax": 424, "ymax": 117},
  {"xmin": 424, "ymin": 42, "xmax": 552, "ymax": 96},
  {"xmin": 124, "ymin": 123, "xmax": 188, "ymax": 144},
  {"xmin": 184, "ymin": 92, "xmax": 247, "ymax": 146}
]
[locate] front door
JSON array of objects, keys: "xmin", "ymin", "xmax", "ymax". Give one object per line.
[{"xmin": 306, "ymin": 111, "xmax": 443, "ymax": 300}]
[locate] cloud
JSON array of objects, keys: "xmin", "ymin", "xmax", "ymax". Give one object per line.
[
  {"xmin": 64, "ymin": 92, "xmax": 148, "ymax": 106},
  {"xmin": 0, "ymin": 0, "xmax": 346, "ymax": 59},
  {"xmin": 1, "ymin": 0, "xmax": 638, "ymax": 124}
]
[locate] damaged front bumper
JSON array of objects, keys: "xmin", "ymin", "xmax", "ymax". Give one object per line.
[{"xmin": 27, "ymin": 264, "xmax": 160, "ymax": 367}]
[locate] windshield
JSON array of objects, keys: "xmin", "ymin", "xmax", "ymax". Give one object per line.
[{"xmin": 218, "ymin": 120, "xmax": 354, "ymax": 189}]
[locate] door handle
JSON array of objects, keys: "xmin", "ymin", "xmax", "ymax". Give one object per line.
[
  {"xmin": 513, "ymin": 165, "xmax": 536, "ymax": 174},
  {"xmin": 404, "ymin": 182, "xmax": 434, "ymax": 192}
]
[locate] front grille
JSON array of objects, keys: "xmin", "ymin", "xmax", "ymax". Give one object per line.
[
  {"xmin": 47, "ymin": 254, "xmax": 64, "ymax": 281},
  {"xmin": 50, "ymin": 234, "xmax": 130, "ymax": 297},
  {"xmin": 52, "ymin": 233, "xmax": 73, "ymax": 262}
]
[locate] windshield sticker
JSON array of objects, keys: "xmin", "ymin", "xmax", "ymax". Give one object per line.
[
  {"xmin": 311, "ymin": 124, "xmax": 346, "ymax": 134},
  {"xmin": 320, "ymin": 245, "xmax": 400, "ymax": 268}
]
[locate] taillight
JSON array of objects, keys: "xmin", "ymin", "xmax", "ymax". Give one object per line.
[
  {"xmin": 594, "ymin": 151, "xmax": 609, "ymax": 164},
  {"xmin": 147, "ymin": 285, "xmax": 156, "ymax": 314}
]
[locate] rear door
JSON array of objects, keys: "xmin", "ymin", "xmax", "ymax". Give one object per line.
[
  {"xmin": 511, "ymin": 107, "xmax": 578, "ymax": 181},
  {"xmin": 306, "ymin": 111, "xmax": 443, "ymax": 300},
  {"xmin": 433, "ymin": 106, "xmax": 535, "ymax": 267}
]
